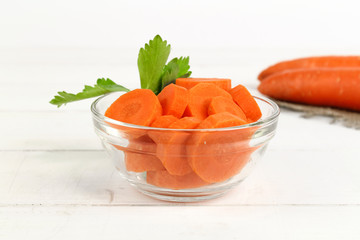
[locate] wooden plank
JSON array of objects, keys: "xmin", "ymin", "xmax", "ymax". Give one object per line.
[
  {"xmin": 0, "ymin": 205, "xmax": 359, "ymax": 240},
  {"xmin": 0, "ymin": 112, "xmax": 101, "ymax": 151},
  {"xmin": 1, "ymin": 149, "xmax": 359, "ymax": 206}
]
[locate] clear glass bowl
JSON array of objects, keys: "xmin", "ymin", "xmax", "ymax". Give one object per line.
[{"xmin": 91, "ymin": 92, "xmax": 280, "ymax": 202}]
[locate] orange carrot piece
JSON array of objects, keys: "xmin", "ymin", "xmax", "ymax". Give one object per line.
[
  {"xmin": 258, "ymin": 56, "xmax": 360, "ymax": 80},
  {"xmin": 150, "ymin": 115, "xmax": 179, "ymax": 128},
  {"xmin": 229, "ymin": 84, "xmax": 262, "ymax": 122},
  {"xmin": 188, "ymin": 142, "xmax": 253, "ymax": 183},
  {"xmin": 157, "ymin": 84, "xmax": 188, "ymax": 118},
  {"xmin": 184, "ymin": 83, "xmax": 232, "ymax": 120},
  {"xmin": 187, "ymin": 113, "xmax": 251, "ymax": 183},
  {"xmin": 105, "ymin": 89, "xmax": 162, "ymax": 126},
  {"xmin": 124, "ymin": 135, "xmax": 164, "ymax": 172},
  {"xmin": 258, "ymin": 68, "xmax": 360, "ymax": 111},
  {"xmin": 156, "ymin": 117, "xmax": 201, "ymax": 176},
  {"xmin": 176, "ymin": 78, "xmax": 232, "ymax": 91},
  {"xmin": 148, "ymin": 115, "xmax": 179, "ymax": 143},
  {"xmin": 208, "ymin": 96, "xmax": 247, "ymax": 121},
  {"xmin": 169, "ymin": 117, "xmax": 201, "ymax": 129},
  {"xmin": 197, "ymin": 112, "xmax": 247, "ymax": 129},
  {"xmin": 147, "ymin": 170, "xmax": 209, "ymax": 190},
  {"xmin": 197, "ymin": 112, "xmax": 256, "ymax": 142}
]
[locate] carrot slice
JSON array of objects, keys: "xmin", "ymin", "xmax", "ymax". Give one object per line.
[
  {"xmin": 229, "ymin": 84, "xmax": 262, "ymax": 122},
  {"xmin": 208, "ymin": 96, "xmax": 247, "ymax": 121},
  {"xmin": 187, "ymin": 137, "xmax": 253, "ymax": 183},
  {"xmin": 147, "ymin": 170, "xmax": 209, "ymax": 190},
  {"xmin": 157, "ymin": 84, "xmax": 188, "ymax": 118},
  {"xmin": 169, "ymin": 117, "xmax": 201, "ymax": 129},
  {"xmin": 148, "ymin": 115, "xmax": 179, "ymax": 143},
  {"xmin": 150, "ymin": 115, "xmax": 179, "ymax": 128},
  {"xmin": 197, "ymin": 112, "xmax": 255, "ymax": 144},
  {"xmin": 156, "ymin": 117, "xmax": 201, "ymax": 176},
  {"xmin": 184, "ymin": 83, "xmax": 232, "ymax": 120},
  {"xmin": 124, "ymin": 135, "xmax": 164, "ymax": 172},
  {"xmin": 105, "ymin": 89, "xmax": 162, "ymax": 126},
  {"xmin": 176, "ymin": 78, "xmax": 231, "ymax": 91},
  {"xmin": 187, "ymin": 113, "xmax": 251, "ymax": 183},
  {"xmin": 197, "ymin": 112, "xmax": 247, "ymax": 129},
  {"xmin": 258, "ymin": 56, "xmax": 360, "ymax": 80},
  {"xmin": 258, "ymin": 68, "xmax": 360, "ymax": 111}
]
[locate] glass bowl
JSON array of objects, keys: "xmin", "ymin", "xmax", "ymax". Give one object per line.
[{"xmin": 91, "ymin": 92, "xmax": 280, "ymax": 202}]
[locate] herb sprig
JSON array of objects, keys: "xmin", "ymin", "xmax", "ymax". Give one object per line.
[{"xmin": 50, "ymin": 35, "xmax": 191, "ymax": 107}]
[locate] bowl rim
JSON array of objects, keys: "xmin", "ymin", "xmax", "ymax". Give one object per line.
[{"xmin": 91, "ymin": 92, "xmax": 280, "ymax": 132}]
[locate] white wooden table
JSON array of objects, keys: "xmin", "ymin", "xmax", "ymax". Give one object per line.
[{"xmin": 1, "ymin": 48, "xmax": 360, "ymax": 239}]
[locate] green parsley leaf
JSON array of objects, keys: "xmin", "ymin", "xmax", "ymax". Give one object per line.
[
  {"xmin": 49, "ymin": 78, "xmax": 130, "ymax": 107},
  {"xmin": 161, "ymin": 59, "xmax": 180, "ymax": 89},
  {"xmin": 160, "ymin": 57, "xmax": 192, "ymax": 89},
  {"xmin": 176, "ymin": 56, "xmax": 192, "ymax": 78},
  {"xmin": 137, "ymin": 35, "xmax": 171, "ymax": 94},
  {"xmin": 50, "ymin": 35, "xmax": 192, "ymax": 108}
]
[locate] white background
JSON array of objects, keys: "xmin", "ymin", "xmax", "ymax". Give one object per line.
[
  {"xmin": 1, "ymin": 1, "xmax": 360, "ymax": 239},
  {"xmin": 2, "ymin": 0, "xmax": 360, "ymax": 49},
  {"xmin": 3, "ymin": 0, "xmax": 360, "ymax": 92}
]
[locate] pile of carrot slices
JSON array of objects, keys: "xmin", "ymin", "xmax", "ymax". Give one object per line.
[
  {"xmin": 257, "ymin": 56, "xmax": 360, "ymax": 111},
  {"xmin": 105, "ymin": 78, "xmax": 262, "ymax": 189}
]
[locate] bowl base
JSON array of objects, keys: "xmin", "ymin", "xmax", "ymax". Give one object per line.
[
  {"xmin": 136, "ymin": 187, "xmax": 230, "ymax": 203},
  {"xmin": 126, "ymin": 174, "xmax": 247, "ymax": 202}
]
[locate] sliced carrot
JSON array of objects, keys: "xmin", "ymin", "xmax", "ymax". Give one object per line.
[
  {"xmin": 188, "ymin": 143, "xmax": 252, "ymax": 183},
  {"xmin": 124, "ymin": 135, "xmax": 164, "ymax": 172},
  {"xmin": 208, "ymin": 96, "xmax": 247, "ymax": 121},
  {"xmin": 156, "ymin": 117, "xmax": 201, "ymax": 176},
  {"xmin": 197, "ymin": 112, "xmax": 248, "ymax": 129},
  {"xmin": 125, "ymin": 152, "xmax": 164, "ymax": 172},
  {"xmin": 187, "ymin": 113, "xmax": 251, "ymax": 183},
  {"xmin": 149, "ymin": 117, "xmax": 201, "ymax": 145},
  {"xmin": 229, "ymin": 84, "xmax": 262, "ymax": 122},
  {"xmin": 105, "ymin": 89, "xmax": 162, "ymax": 126},
  {"xmin": 258, "ymin": 56, "xmax": 360, "ymax": 80},
  {"xmin": 157, "ymin": 84, "xmax": 188, "ymax": 118},
  {"xmin": 147, "ymin": 170, "xmax": 209, "ymax": 190},
  {"xmin": 169, "ymin": 117, "xmax": 201, "ymax": 129},
  {"xmin": 148, "ymin": 115, "xmax": 179, "ymax": 143},
  {"xmin": 197, "ymin": 112, "xmax": 256, "ymax": 143},
  {"xmin": 184, "ymin": 83, "xmax": 232, "ymax": 120},
  {"xmin": 258, "ymin": 68, "xmax": 360, "ymax": 111},
  {"xmin": 176, "ymin": 78, "xmax": 232, "ymax": 91},
  {"xmin": 150, "ymin": 115, "xmax": 179, "ymax": 128}
]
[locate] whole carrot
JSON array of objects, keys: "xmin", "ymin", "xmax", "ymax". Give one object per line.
[
  {"xmin": 258, "ymin": 56, "xmax": 360, "ymax": 81},
  {"xmin": 258, "ymin": 68, "xmax": 360, "ymax": 111}
]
